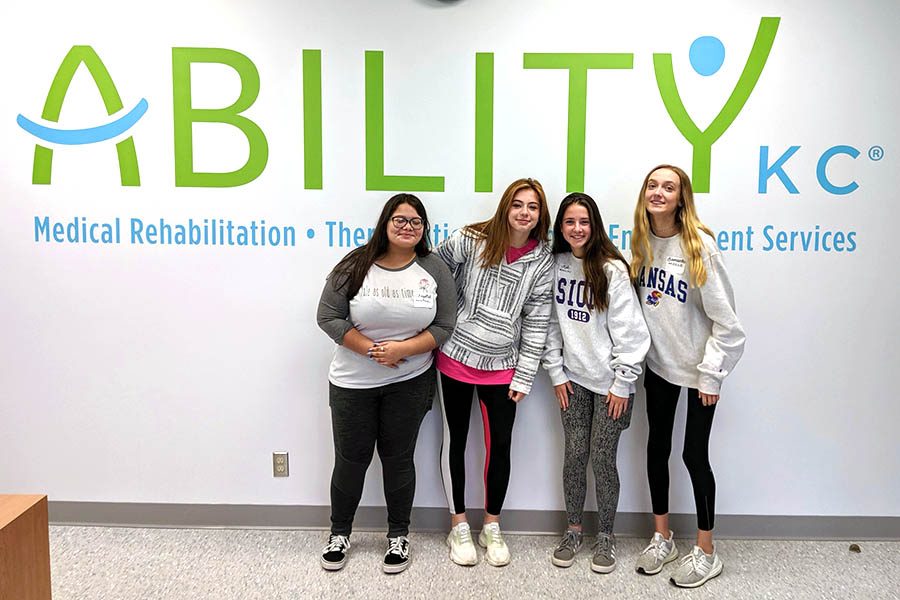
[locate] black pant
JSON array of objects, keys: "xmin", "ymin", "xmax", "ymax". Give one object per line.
[
  {"xmin": 328, "ymin": 366, "xmax": 435, "ymax": 537},
  {"xmin": 644, "ymin": 368, "xmax": 717, "ymax": 531},
  {"xmin": 438, "ymin": 373, "xmax": 517, "ymax": 516}
]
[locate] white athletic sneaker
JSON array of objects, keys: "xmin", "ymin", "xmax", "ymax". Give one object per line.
[
  {"xmin": 446, "ymin": 522, "xmax": 478, "ymax": 566},
  {"xmin": 478, "ymin": 522, "xmax": 511, "ymax": 567},
  {"xmin": 670, "ymin": 545, "xmax": 723, "ymax": 588},
  {"xmin": 635, "ymin": 530, "xmax": 679, "ymax": 575}
]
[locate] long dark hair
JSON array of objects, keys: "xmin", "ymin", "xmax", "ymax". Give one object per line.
[
  {"xmin": 331, "ymin": 193, "xmax": 431, "ymax": 299},
  {"xmin": 552, "ymin": 192, "xmax": 627, "ymax": 311}
]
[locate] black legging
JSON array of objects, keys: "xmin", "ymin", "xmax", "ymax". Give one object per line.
[
  {"xmin": 328, "ymin": 366, "xmax": 435, "ymax": 538},
  {"xmin": 438, "ymin": 373, "xmax": 517, "ymax": 516},
  {"xmin": 644, "ymin": 368, "xmax": 717, "ymax": 531}
]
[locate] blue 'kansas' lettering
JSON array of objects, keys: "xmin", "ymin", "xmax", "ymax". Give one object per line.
[{"xmin": 637, "ymin": 266, "xmax": 688, "ymax": 303}]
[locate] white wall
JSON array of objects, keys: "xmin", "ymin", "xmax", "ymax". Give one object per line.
[{"xmin": 1, "ymin": 0, "xmax": 897, "ymax": 517}]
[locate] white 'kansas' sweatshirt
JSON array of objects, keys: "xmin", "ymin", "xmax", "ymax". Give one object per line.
[{"xmin": 635, "ymin": 230, "xmax": 746, "ymax": 394}]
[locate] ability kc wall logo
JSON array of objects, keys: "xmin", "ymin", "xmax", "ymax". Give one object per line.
[{"xmin": 16, "ymin": 17, "xmax": 813, "ymax": 195}]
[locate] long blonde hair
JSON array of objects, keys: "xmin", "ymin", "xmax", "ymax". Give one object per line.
[
  {"xmin": 629, "ymin": 165, "xmax": 714, "ymax": 287},
  {"xmin": 465, "ymin": 178, "xmax": 551, "ymax": 267}
]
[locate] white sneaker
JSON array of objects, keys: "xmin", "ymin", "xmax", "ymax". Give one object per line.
[
  {"xmin": 670, "ymin": 545, "xmax": 723, "ymax": 588},
  {"xmin": 478, "ymin": 522, "xmax": 510, "ymax": 566},
  {"xmin": 446, "ymin": 522, "xmax": 477, "ymax": 566},
  {"xmin": 635, "ymin": 530, "xmax": 679, "ymax": 575}
]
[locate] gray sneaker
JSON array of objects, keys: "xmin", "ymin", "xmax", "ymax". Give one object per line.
[
  {"xmin": 551, "ymin": 529, "xmax": 583, "ymax": 567},
  {"xmin": 670, "ymin": 545, "xmax": 723, "ymax": 588},
  {"xmin": 635, "ymin": 530, "xmax": 679, "ymax": 575},
  {"xmin": 591, "ymin": 532, "xmax": 617, "ymax": 573}
]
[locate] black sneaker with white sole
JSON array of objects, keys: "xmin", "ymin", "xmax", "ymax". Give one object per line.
[
  {"xmin": 321, "ymin": 533, "xmax": 350, "ymax": 571},
  {"xmin": 383, "ymin": 535, "xmax": 410, "ymax": 574}
]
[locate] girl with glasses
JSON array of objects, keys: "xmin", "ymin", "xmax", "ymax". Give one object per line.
[{"xmin": 316, "ymin": 194, "xmax": 456, "ymax": 574}]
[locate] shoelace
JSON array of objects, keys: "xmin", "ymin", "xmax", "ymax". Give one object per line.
[
  {"xmin": 325, "ymin": 534, "xmax": 349, "ymax": 553},
  {"xmin": 455, "ymin": 524, "xmax": 473, "ymax": 545},
  {"xmin": 557, "ymin": 530, "xmax": 581, "ymax": 551},
  {"xmin": 483, "ymin": 523, "xmax": 504, "ymax": 545},
  {"xmin": 640, "ymin": 536, "xmax": 667, "ymax": 559},
  {"xmin": 682, "ymin": 547, "xmax": 708, "ymax": 572},
  {"xmin": 386, "ymin": 536, "xmax": 409, "ymax": 558},
  {"xmin": 593, "ymin": 535, "xmax": 614, "ymax": 558}
]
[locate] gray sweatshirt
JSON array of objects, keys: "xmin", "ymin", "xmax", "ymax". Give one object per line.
[
  {"xmin": 542, "ymin": 253, "xmax": 650, "ymax": 397},
  {"xmin": 436, "ymin": 229, "xmax": 554, "ymax": 394},
  {"xmin": 635, "ymin": 230, "xmax": 746, "ymax": 395},
  {"xmin": 317, "ymin": 253, "xmax": 457, "ymax": 388}
]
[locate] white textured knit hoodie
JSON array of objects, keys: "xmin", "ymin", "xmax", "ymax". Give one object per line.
[
  {"xmin": 542, "ymin": 253, "xmax": 650, "ymax": 397},
  {"xmin": 436, "ymin": 228, "xmax": 554, "ymax": 395}
]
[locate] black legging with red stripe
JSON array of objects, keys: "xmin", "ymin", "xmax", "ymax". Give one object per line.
[{"xmin": 438, "ymin": 373, "xmax": 517, "ymax": 516}]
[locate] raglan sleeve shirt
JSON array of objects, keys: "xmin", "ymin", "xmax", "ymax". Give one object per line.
[
  {"xmin": 316, "ymin": 255, "xmax": 456, "ymax": 348},
  {"xmin": 317, "ymin": 254, "xmax": 458, "ymax": 388},
  {"xmin": 420, "ymin": 253, "xmax": 458, "ymax": 347},
  {"xmin": 316, "ymin": 270, "xmax": 354, "ymax": 344}
]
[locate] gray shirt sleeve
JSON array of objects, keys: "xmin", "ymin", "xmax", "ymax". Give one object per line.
[
  {"xmin": 419, "ymin": 253, "xmax": 458, "ymax": 346},
  {"xmin": 316, "ymin": 270, "xmax": 354, "ymax": 345}
]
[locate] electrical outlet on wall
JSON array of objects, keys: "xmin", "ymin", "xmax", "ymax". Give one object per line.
[{"xmin": 273, "ymin": 451, "xmax": 289, "ymax": 477}]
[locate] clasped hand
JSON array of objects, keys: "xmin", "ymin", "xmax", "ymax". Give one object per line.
[{"xmin": 368, "ymin": 341, "xmax": 407, "ymax": 368}]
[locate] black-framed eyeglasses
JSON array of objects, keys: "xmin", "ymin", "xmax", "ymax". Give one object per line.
[{"xmin": 391, "ymin": 216, "xmax": 424, "ymax": 230}]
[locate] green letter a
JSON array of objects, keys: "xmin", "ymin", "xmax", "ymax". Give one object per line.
[{"xmin": 32, "ymin": 46, "xmax": 141, "ymax": 185}]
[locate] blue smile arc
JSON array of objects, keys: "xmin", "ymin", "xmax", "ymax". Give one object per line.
[{"xmin": 16, "ymin": 98, "xmax": 148, "ymax": 145}]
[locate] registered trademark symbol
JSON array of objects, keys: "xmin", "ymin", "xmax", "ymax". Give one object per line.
[{"xmin": 868, "ymin": 145, "xmax": 884, "ymax": 161}]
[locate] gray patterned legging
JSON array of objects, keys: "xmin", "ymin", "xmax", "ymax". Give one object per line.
[{"xmin": 560, "ymin": 382, "xmax": 633, "ymax": 534}]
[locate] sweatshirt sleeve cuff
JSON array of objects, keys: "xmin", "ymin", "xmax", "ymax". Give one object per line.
[
  {"xmin": 509, "ymin": 376, "xmax": 532, "ymax": 395},
  {"xmin": 610, "ymin": 378, "xmax": 632, "ymax": 398},
  {"xmin": 548, "ymin": 367, "xmax": 568, "ymax": 387},
  {"xmin": 697, "ymin": 374, "xmax": 722, "ymax": 395}
]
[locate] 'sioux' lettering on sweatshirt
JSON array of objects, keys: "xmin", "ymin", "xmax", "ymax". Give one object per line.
[{"xmin": 542, "ymin": 253, "xmax": 650, "ymax": 397}]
